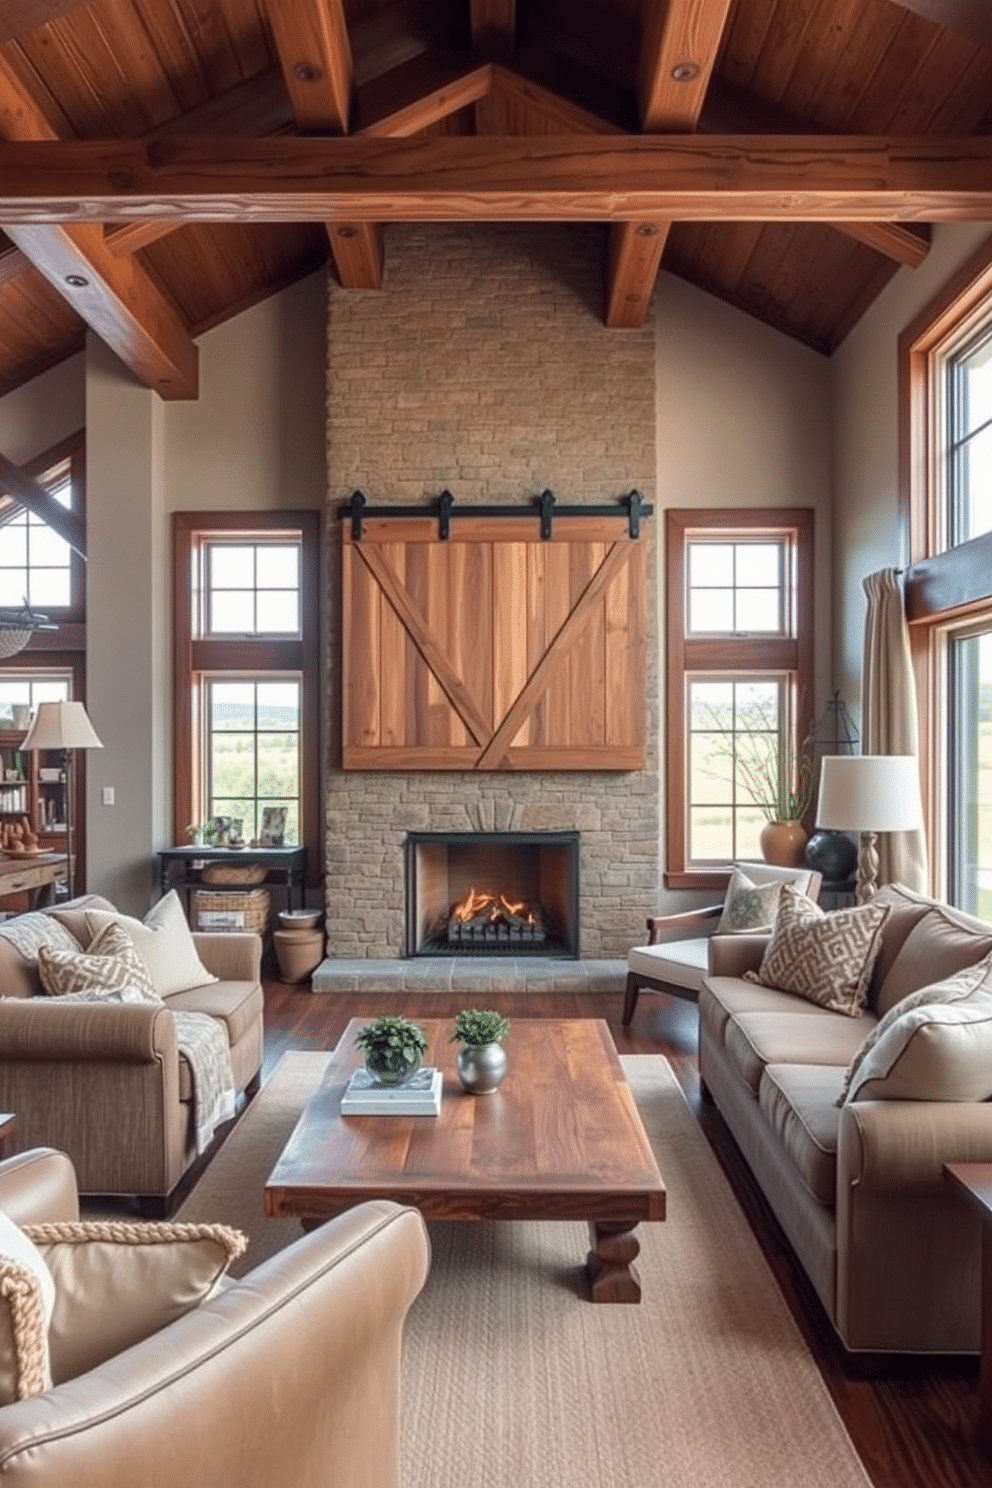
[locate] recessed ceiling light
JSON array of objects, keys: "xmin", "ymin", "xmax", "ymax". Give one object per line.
[
  {"xmin": 65, "ymin": 274, "xmax": 89, "ymax": 288},
  {"xmin": 671, "ymin": 62, "xmax": 699, "ymax": 82}
]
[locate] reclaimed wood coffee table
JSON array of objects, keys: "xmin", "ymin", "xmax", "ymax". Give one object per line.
[{"xmin": 265, "ymin": 1018, "xmax": 666, "ymax": 1302}]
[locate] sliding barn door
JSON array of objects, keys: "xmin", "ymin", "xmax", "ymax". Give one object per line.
[{"xmin": 342, "ymin": 515, "xmax": 646, "ymax": 770}]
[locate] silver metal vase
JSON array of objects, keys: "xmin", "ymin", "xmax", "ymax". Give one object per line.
[{"xmin": 456, "ymin": 1043, "xmax": 508, "ymax": 1095}]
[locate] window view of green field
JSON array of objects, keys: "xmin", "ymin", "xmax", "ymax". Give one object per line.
[{"xmin": 208, "ymin": 679, "xmax": 300, "ymax": 845}]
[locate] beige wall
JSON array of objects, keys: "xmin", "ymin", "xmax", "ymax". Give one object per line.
[
  {"xmin": 0, "ymin": 272, "xmax": 327, "ymax": 914},
  {"xmin": 831, "ymin": 223, "xmax": 992, "ymax": 719},
  {"xmin": 653, "ymin": 273, "xmax": 833, "ymax": 906}
]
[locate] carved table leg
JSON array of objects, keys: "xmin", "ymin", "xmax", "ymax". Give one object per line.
[{"xmin": 586, "ymin": 1219, "xmax": 642, "ymax": 1303}]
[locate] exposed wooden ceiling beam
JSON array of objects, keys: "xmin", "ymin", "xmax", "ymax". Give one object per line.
[
  {"xmin": 490, "ymin": 64, "xmax": 624, "ymax": 134},
  {"xmin": 884, "ymin": 0, "xmax": 992, "ymax": 44},
  {"xmin": 0, "ymin": 135, "xmax": 990, "ymax": 224},
  {"xmin": 0, "ymin": 451, "xmax": 86, "ymax": 558},
  {"xmin": 0, "ymin": 0, "xmax": 87, "ymax": 46},
  {"xmin": 5, "ymin": 222, "xmax": 198, "ymax": 399},
  {"xmin": 104, "ymin": 67, "xmax": 294, "ymax": 258},
  {"xmin": 701, "ymin": 78, "xmax": 932, "ymax": 268},
  {"xmin": 639, "ymin": 0, "xmax": 735, "ymax": 131},
  {"xmin": 358, "ymin": 62, "xmax": 493, "ymax": 136},
  {"xmin": 0, "ymin": 55, "xmax": 199, "ymax": 399},
  {"xmin": 471, "ymin": 0, "xmax": 515, "ymax": 59},
  {"xmin": 265, "ymin": 0, "xmax": 382, "ymax": 291},
  {"xmin": 607, "ymin": 0, "xmax": 735, "ymax": 330},
  {"xmin": 350, "ymin": 0, "xmax": 466, "ymax": 90}
]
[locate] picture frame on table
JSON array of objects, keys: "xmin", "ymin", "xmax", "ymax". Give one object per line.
[{"xmin": 258, "ymin": 806, "xmax": 288, "ymax": 847}]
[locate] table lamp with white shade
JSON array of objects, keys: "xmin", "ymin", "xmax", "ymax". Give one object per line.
[
  {"xmin": 20, "ymin": 701, "xmax": 103, "ymax": 901},
  {"xmin": 815, "ymin": 754, "xmax": 924, "ymax": 904}
]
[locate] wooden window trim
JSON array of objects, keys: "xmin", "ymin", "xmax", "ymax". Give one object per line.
[
  {"xmin": 9, "ymin": 430, "xmax": 87, "ymax": 641},
  {"xmin": 899, "ymin": 234, "xmax": 992, "ymax": 894},
  {"xmin": 665, "ymin": 508, "xmax": 815, "ymax": 891},
  {"xmin": 173, "ymin": 511, "xmax": 323, "ymax": 888}
]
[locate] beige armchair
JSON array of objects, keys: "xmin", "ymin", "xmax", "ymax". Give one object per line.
[
  {"xmin": 0, "ymin": 1149, "xmax": 431, "ymax": 1488},
  {"xmin": 622, "ymin": 861, "xmax": 822, "ymax": 1026}
]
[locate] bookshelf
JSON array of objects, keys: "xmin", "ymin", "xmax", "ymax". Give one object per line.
[{"xmin": 0, "ymin": 730, "xmax": 70, "ymax": 852}]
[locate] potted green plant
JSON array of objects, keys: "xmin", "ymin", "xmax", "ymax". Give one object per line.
[
  {"xmin": 186, "ymin": 822, "xmax": 210, "ymax": 847},
  {"xmin": 450, "ymin": 1008, "xmax": 510, "ymax": 1095},
  {"xmin": 354, "ymin": 1015, "xmax": 429, "ymax": 1087}
]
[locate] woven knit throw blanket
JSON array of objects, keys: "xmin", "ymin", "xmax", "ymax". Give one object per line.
[{"xmin": 0, "ymin": 913, "xmax": 79, "ymax": 962}]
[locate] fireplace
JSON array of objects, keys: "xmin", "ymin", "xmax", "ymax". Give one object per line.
[{"xmin": 405, "ymin": 832, "xmax": 580, "ymax": 958}]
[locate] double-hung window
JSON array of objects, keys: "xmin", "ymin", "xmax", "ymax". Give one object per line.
[
  {"xmin": 666, "ymin": 509, "xmax": 814, "ymax": 889},
  {"xmin": 902, "ymin": 242, "xmax": 992, "ymax": 915},
  {"xmin": 174, "ymin": 514, "xmax": 320, "ymax": 865}
]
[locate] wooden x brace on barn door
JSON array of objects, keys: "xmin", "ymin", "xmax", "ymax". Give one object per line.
[{"xmin": 341, "ymin": 513, "xmax": 647, "ymax": 772}]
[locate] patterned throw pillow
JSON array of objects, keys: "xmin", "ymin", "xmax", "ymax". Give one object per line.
[
  {"xmin": 837, "ymin": 952, "xmax": 992, "ymax": 1104},
  {"xmin": 745, "ymin": 883, "xmax": 890, "ymax": 1016},
  {"xmin": 716, "ymin": 869, "xmax": 784, "ymax": 934},
  {"xmin": 37, "ymin": 921, "xmax": 160, "ymax": 1004}
]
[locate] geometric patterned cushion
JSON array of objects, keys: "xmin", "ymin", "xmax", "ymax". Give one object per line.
[
  {"xmin": 716, "ymin": 868, "xmax": 783, "ymax": 934},
  {"xmin": 837, "ymin": 951, "xmax": 992, "ymax": 1104},
  {"xmin": 745, "ymin": 883, "xmax": 891, "ymax": 1017},
  {"xmin": 36, "ymin": 920, "xmax": 160, "ymax": 1004}
]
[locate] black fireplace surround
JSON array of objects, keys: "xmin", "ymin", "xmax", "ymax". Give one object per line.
[{"xmin": 404, "ymin": 831, "xmax": 580, "ymax": 958}]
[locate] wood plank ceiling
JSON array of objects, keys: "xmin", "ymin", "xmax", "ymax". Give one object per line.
[{"xmin": 0, "ymin": 0, "xmax": 990, "ymax": 398}]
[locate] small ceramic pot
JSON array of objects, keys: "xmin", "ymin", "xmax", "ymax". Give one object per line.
[
  {"xmin": 456, "ymin": 1043, "xmax": 508, "ymax": 1095},
  {"xmin": 759, "ymin": 819, "xmax": 808, "ymax": 868}
]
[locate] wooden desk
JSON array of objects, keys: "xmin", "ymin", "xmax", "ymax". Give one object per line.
[
  {"xmin": 0, "ymin": 853, "xmax": 68, "ymax": 910},
  {"xmin": 945, "ymin": 1162, "xmax": 992, "ymax": 1451},
  {"xmin": 158, "ymin": 845, "xmax": 307, "ymax": 914}
]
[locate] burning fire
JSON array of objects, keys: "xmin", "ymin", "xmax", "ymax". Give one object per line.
[{"xmin": 451, "ymin": 887, "xmax": 537, "ymax": 926}]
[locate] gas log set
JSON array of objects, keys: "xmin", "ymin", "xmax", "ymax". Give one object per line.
[{"xmin": 446, "ymin": 887, "xmax": 546, "ymax": 947}]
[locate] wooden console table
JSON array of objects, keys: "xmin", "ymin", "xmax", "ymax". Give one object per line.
[
  {"xmin": 158, "ymin": 845, "xmax": 307, "ymax": 915},
  {"xmin": 0, "ymin": 853, "xmax": 68, "ymax": 910}
]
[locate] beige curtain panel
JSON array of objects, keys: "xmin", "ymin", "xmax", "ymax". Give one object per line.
[{"xmin": 861, "ymin": 568, "xmax": 929, "ymax": 892}]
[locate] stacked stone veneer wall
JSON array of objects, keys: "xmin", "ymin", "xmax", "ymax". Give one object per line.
[{"xmin": 325, "ymin": 224, "xmax": 658, "ymax": 958}]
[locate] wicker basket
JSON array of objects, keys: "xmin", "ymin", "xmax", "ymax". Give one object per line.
[
  {"xmin": 201, "ymin": 863, "xmax": 268, "ymax": 886},
  {"xmin": 191, "ymin": 888, "xmax": 270, "ymax": 934}
]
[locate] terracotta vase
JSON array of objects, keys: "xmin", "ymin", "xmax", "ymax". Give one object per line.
[{"xmin": 759, "ymin": 819, "xmax": 808, "ymax": 868}]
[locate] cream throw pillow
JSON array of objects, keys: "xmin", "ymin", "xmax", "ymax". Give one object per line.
[
  {"xmin": 745, "ymin": 883, "xmax": 890, "ymax": 1016},
  {"xmin": 23, "ymin": 1219, "xmax": 246, "ymax": 1385},
  {"xmin": 841, "ymin": 995, "xmax": 992, "ymax": 1103},
  {"xmin": 0, "ymin": 1209, "xmax": 55, "ymax": 1401},
  {"xmin": 81, "ymin": 889, "xmax": 218, "ymax": 998},
  {"xmin": 838, "ymin": 953, "xmax": 992, "ymax": 1105},
  {"xmin": 716, "ymin": 869, "xmax": 783, "ymax": 934},
  {"xmin": 37, "ymin": 921, "xmax": 159, "ymax": 1003}
]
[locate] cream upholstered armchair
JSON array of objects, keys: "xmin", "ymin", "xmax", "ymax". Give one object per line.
[
  {"xmin": 622, "ymin": 861, "xmax": 822, "ymax": 1026},
  {"xmin": 0, "ymin": 1148, "xmax": 430, "ymax": 1488}
]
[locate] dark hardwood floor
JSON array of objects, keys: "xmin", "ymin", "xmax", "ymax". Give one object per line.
[{"xmin": 260, "ymin": 976, "xmax": 990, "ymax": 1488}]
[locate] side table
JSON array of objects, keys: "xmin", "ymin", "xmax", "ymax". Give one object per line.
[{"xmin": 945, "ymin": 1162, "xmax": 992, "ymax": 1451}]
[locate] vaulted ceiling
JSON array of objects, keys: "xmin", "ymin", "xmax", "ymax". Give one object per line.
[{"xmin": 0, "ymin": 0, "xmax": 991, "ymax": 401}]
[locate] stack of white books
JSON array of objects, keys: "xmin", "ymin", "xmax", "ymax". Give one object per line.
[{"xmin": 340, "ymin": 1067, "xmax": 443, "ymax": 1117}]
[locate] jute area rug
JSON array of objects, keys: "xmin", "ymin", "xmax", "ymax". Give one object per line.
[{"xmin": 178, "ymin": 1051, "xmax": 871, "ymax": 1488}]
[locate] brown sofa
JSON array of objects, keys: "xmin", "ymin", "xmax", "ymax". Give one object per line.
[
  {"xmin": 0, "ymin": 895, "xmax": 264, "ymax": 1208},
  {"xmin": 0, "ymin": 1147, "xmax": 430, "ymax": 1488},
  {"xmin": 699, "ymin": 882, "xmax": 992, "ymax": 1355}
]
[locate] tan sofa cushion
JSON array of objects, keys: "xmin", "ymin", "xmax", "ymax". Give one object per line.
[
  {"xmin": 725, "ymin": 1009, "xmax": 874, "ymax": 1095},
  {"xmin": 864, "ymin": 882, "xmax": 940, "ymax": 1012},
  {"xmin": 759, "ymin": 1064, "xmax": 846, "ymax": 1205},
  {"xmin": 699, "ymin": 975, "xmax": 833, "ymax": 1047},
  {"xmin": 24, "ymin": 1219, "xmax": 246, "ymax": 1385},
  {"xmin": 875, "ymin": 904, "xmax": 992, "ymax": 1016},
  {"xmin": 164, "ymin": 980, "xmax": 263, "ymax": 1049},
  {"xmin": 746, "ymin": 885, "xmax": 890, "ymax": 1016}
]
